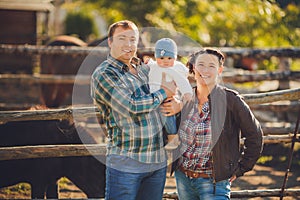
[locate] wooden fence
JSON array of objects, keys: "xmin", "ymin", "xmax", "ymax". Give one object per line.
[
  {"xmin": 1, "ymin": 44, "xmax": 300, "ymax": 58},
  {"xmin": 0, "ymin": 44, "xmax": 300, "ymax": 199},
  {"xmin": 0, "ymin": 87, "xmax": 299, "ymax": 159}
]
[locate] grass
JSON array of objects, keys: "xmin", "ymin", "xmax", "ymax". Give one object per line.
[
  {"xmin": 0, "ymin": 183, "xmax": 30, "ymax": 199},
  {"xmin": 0, "ymin": 177, "xmax": 79, "ymax": 199}
]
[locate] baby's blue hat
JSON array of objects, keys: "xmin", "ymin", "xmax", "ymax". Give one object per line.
[{"xmin": 154, "ymin": 38, "xmax": 177, "ymax": 58}]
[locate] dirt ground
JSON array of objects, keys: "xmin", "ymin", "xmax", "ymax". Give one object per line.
[
  {"xmin": 0, "ymin": 165, "xmax": 299, "ymax": 200},
  {"xmin": 1, "ymin": 143, "xmax": 299, "ymax": 199}
]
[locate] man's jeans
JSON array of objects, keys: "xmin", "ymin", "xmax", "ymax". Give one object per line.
[
  {"xmin": 105, "ymin": 154, "xmax": 167, "ymax": 200},
  {"xmin": 175, "ymin": 169, "xmax": 231, "ymax": 200}
]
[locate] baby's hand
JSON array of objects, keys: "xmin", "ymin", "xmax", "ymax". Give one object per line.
[{"xmin": 143, "ymin": 56, "xmax": 150, "ymax": 64}]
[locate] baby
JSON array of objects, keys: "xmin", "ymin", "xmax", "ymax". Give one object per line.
[{"xmin": 148, "ymin": 38, "xmax": 193, "ymax": 148}]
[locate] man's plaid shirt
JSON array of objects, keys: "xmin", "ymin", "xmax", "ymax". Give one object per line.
[{"xmin": 91, "ymin": 55, "xmax": 167, "ymax": 163}]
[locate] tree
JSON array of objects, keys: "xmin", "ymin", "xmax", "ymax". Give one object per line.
[
  {"xmin": 88, "ymin": 0, "xmax": 161, "ymax": 26},
  {"xmin": 145, "ymin": 0, "xmax": 300, "ymax": 47},
  {"xmin": 67, "ymin": 0, "xmax": 300, "ymax": 47},
  {"xmin": 65, "ymin": 10, "xmax": 99, "ymax": 41}
]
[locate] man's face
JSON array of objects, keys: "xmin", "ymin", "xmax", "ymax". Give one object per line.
[{"xmin": 108, "ymin": 27, "xmax": 139, "ymax": 64}]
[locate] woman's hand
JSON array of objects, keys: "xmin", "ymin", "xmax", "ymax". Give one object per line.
[
  {"xmin": 229, "ymin": 174, "xmax": 237, "ymax": 183},
  {"xmin": 160, "ymin": 97, "xmax": 182, "ymax": 116}
]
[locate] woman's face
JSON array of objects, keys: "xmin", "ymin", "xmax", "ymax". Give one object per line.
[{"xmin": 194, "ymin": 53, "xmax": 223, "ymax": 87}]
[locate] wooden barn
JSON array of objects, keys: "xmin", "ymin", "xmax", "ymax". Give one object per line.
[{"xmin": 0, "ymin": 0, "xmax": 53, "ymax": 73}]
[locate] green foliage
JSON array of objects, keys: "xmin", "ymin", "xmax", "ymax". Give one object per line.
[
  {"xmin": 76, "ymin": 0, "xmax": 299, "ymax": 71},
  {"xmin": 147, "ymin": 0, "xmax": 300, "ymax": 47},
  {"xmin": 85, "ymin": 0, "xmax": 300, "ymax": 48},
  {"xmin": 88, "ymin": 0, "xmax": 161, "ymax": 26},
  {"xmin": 291, "ymin": 60, "xmax": 300, "ymax": 70},
  {"xmin": 65, "ymin": 9, "xmax": 99, "ymax": 41}
]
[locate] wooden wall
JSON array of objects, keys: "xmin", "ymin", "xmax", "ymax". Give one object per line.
[{"xmin": 0, "ymin": 9, "xmax": 37, "ymax": 73}]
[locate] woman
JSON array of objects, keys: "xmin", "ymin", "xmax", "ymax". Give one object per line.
[{"xmin": 173, "ymin": 48, "xmax": 263, "ymax": 199}]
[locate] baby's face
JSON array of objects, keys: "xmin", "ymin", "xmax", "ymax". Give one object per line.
[{"xmin": 156, "ymin": 57, "xmax": 175, "ymax": 68}]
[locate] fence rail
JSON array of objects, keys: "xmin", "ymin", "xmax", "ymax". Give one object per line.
[
  {"xmin": 0, "ymin": 144, "xmax": 106, "ymax": 161},
  {"xmin": 0, "ymin": 88, "xmax": 299, "ymax": 123},
  {"xmin": 0, "ymin": 134, "xmax": 299, "ymax": 161},
  {"xmin": 1, "ymin": 44, "xmax": 300, "ymax": 59},
  {"xmin": 0, "ymin": 70, "xmax": 300, "ymax": 84}
]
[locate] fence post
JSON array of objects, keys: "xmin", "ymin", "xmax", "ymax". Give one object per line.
[
  {"xmin": 277, "ymin": 57, "xmax": 291, "ymax": 121},
  {"xmin": 278, "ymin": 57, "xmax": 291, "ymax": 90}
]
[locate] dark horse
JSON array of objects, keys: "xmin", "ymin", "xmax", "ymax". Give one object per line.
[{"xmin": 0, "ymin": 116, "xmax": 106, "ymax": 199}]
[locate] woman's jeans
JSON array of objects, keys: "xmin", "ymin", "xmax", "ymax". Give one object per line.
[
  {"xmin": 175, "ymin": 169, "xmax": 231, "ymax": 200},
  {"xmin": 105, "ymin": 154, "xmax": 167, "ymax": 200}
]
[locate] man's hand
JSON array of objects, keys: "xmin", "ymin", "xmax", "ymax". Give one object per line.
[
  {"xmin": 161, "ymin": 72, "xmax": 176, "ymax": 98},
  {"xmin": 160, "ymin": 97, "xmax": 182, "ymax": 116}
]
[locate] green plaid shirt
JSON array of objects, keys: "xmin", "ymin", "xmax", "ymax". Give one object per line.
[{"xmin": 91, "ymin": 55, "xmax": 167, "ymax": 163}]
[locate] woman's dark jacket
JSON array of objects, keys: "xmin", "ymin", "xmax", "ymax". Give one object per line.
[{"xmin": 174, "ymin": 85, "xmax": 263, "ymax": 182}]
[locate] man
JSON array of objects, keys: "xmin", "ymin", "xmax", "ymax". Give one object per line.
[{"xmin": 91, "ymin": 20, "xmax": 178, "ymax": 200}]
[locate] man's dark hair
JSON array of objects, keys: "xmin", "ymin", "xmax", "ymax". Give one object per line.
[{"xmin": 108, "ymin": 20, "xmax": 138, "ymax": 42}]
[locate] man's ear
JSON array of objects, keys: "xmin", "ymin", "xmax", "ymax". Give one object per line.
[
  {"xmin": 218, "ymin": 65, "xmax": 224, "ymax": 75},
  {"xmin": 108, "ymin": 37, "xmax": 112, "ymax": 48}
]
